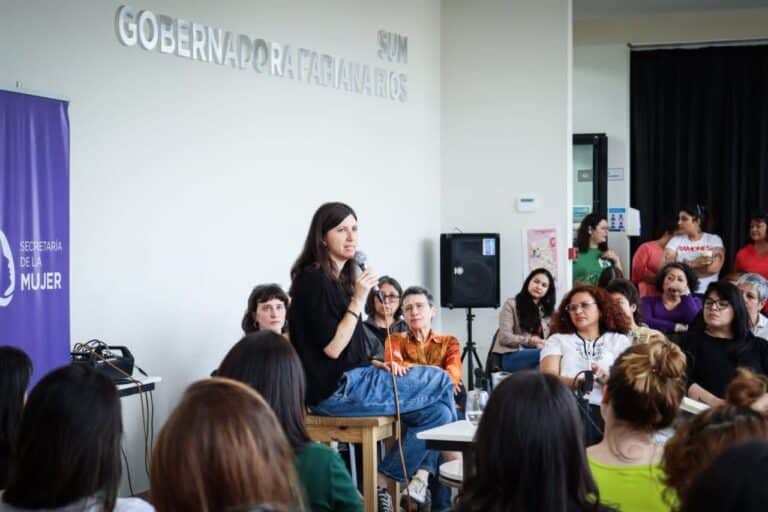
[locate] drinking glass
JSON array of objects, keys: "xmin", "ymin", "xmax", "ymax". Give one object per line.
[{"xmin": 465, "ymin": 389, "xmax": 488, "ymax": 426}]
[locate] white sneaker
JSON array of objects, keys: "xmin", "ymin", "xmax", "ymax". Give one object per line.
[{"xmin": 402, "ymin": 475, "xmax": 429, "ymax": 504}]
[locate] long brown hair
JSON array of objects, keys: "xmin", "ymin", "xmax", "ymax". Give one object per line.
[
  {"xmin": 150, "ymin": 378, "xmax": 303, "ymax": 512},
  {"xmin": 456, "ymin": 372, "xmax": 607, "ymax": 512},
  {"xmin": 662, "ymin": 405, "xmax": 768, "ymax": 506},
  {"xmin": 290, "ymin": 202, "xmax": 357, "ymax": 296},
  {"xmin": 550, "ymin": 285, "xmax": 632, "ymax": 335},
  {"xmin": 217, "ymin": 331, "xmax": 311, "ymax": 452}
]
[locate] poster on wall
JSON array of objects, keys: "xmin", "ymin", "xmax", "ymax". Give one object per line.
[
  {"xmin": 0, "ymin": 90, "xmax": 70, "ymax": 386},
  {"xmin": 522, "ymin": 227, "xmax": 559, "ymax": 284}
]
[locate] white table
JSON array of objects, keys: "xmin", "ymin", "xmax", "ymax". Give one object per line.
[
  {"xmin": 117, "ymin": 376, "xmax": 162, "ymax": 398},
  {"xmin": 417, "ymin": 420, "xmax": 476, "ymax": 480},
  {"xmin": 681, "ymin": 396, "xmax": 709, "ymax": 415}
]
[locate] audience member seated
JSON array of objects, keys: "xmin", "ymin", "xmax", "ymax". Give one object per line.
[
  {"xmin": 605, "ymin": 279, "xmax": 662, "ymax": 344},
  {"xmin": 678, "ymin": 281, "xmax": 768, "ymax": 406},
  {"xmin": 725, "ymin": 368, "xmax": 768, "ymax": 415},
  {"xmin": 241, "ymin": 283, "xmax": 290, "ymax": 335},
  {"xmin": 573, "ymin": 213, "xmax": 623, "ymax": 285},
  {"xmin": 490, "ymin": 268, "xmax": 555, "ymax": 372},
  {"xmin": 597, "ymin": 266, "xmax": 624, "ymax": 289},
  {"xmin": 216, "ymin": 331, "xmax": 363, "ymax": 512},
  {"xmin": 151, "ymin": 378, "xmax": 302, "ymax": 512},
  {"xmin": 587, "ymin": 338, "xmax": 686, "ymax": 512},
  {"xmin": 734, "ymin": 211, "xmax": 768, "ymax": 279},
  {"xmin": 362, "ymin": 276, "xmax": 408, "ymax": 359},
  {"xmin": 454, "ymin": 371, "xmax": 614, "ymax": 512},
  {"xmin": 0, "ymin": 365, "xmax": 153, "ymax": 511},
  {"xmin": 721, "ymin": 271, "xmax": 743, "ymax": 285},
  {"xmin": 385, "ymin": 285, "xmax": 460, "ymax": 506},
  {"xmin": 680, "ymin": 441, "xmax": 768, "ymax": 512},
  {"xmin": 0, "ymin": 347, "xmax": 31, "ymax": 490},
  {"xmin": 641, "ymin": 263, "xmax": 701, "ymax": 335},
  {"xmin": 541, "ymin": 285, "xmax": 632, "ymax": 445},
  {"xmin": 288, "ymin": 202, "xmax": 456, "ymax": 512},
  {"xmin": 662, "ymin": 376, "xmax": 768, "ymax": 506},
  {"xmin": 631, "ymin": 216, "xmax": 679, "ymax": 297},
  {"xmin": 737, "ymin": 273, "xmax": 768, "ymax": 339},
  {"xmin": 664, "ymin": 205, "xmax": 724, "ymax": 295}
]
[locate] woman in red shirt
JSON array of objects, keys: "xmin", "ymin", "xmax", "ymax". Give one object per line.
[
  {"xmin": 734, "ymin": 212, "xmax": 768, "ymax": 279},
  {"xmin": 631, "ymin": 216, "xmax": 678, "ymax": 297}
]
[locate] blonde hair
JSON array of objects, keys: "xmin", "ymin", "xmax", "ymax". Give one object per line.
[
  {"xmin": 150, "ymin": 378, "xmax": 303, "ymax": 512},
  {"xmin": 606, "ymin": 337, "xmax": 687, "ymax": 430}
]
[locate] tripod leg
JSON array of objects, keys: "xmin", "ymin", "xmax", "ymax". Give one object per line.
[{"xmin": 471, "ymin": 347, "xmax": 484, "ymax": 373}]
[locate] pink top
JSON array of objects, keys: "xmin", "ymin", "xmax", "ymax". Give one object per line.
[
  {"xmin": 734, "ymin": 243, "xmax": 768, "ymax": 279},
  {"xmin": 631, "ymin": 241, "xmax": 665, "ymax": 297}
]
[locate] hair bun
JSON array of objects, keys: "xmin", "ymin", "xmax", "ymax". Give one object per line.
[
  {"xmin": 653, "ymin": 340, "xmax": 687, "ymax": 380},
  {"xmin": 608, "ymin": 338, "xmax": 687, "ymax": 430}
]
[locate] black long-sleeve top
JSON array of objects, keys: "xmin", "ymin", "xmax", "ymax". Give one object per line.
[
  {"xmin": 289, "ymin": 266, "xmax": 370, "ymax": 405},
  {"xmin": 678, "ymin": 331, "xmax": 768, "ymax": 398}
]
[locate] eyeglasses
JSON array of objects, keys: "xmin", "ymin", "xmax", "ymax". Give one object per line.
[
  {"xmin": 380, "ymin": 294, "xmax": 400, "ymax": 303},
  {"xmin": 564, "ymin": 301, "xmax": 597, "ymax": 313},
  {"xmin": 703, "ymin": 300, "xmax": 731, "ymax": 310}
]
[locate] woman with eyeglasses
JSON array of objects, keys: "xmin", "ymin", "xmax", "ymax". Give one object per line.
[
  {"xmin": 664, "ymin": 205, "xmax": 725, "ymax": 295},
  {"xmin": 541, "ymin": 285, "xmax": 632, "ymax": 444},
  {"xmin": 678, "ymin": 281, "xmax": 768, "ymax": 406},
  {"xmin": 362, "ymin": 276, "xmax": 408, "ymax": 359}
]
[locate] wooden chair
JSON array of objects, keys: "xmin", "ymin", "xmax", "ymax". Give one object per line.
[{"xmin": 305, "ymin": 415, "xmax": 401, "ymax": 512}]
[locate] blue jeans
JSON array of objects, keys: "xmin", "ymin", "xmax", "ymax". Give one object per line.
[
  {"xmin": 311, "ymin": 365, "xmax": 457, "ymax": 483},
  {"xmin": 501, "ymin": 348, "xmax": 541, "ymax": 372}
]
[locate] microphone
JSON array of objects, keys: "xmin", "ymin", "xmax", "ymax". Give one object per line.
[{"xmin": 354, "ymin": 251, "xmax": 383, "ymax": 301}]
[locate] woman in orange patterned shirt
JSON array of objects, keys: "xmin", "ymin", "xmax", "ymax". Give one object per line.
[{"xmin": 384, "ymin": 285, "xmax": 462, "ymax": 507}]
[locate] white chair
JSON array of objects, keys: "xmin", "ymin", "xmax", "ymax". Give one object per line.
[{"xmin": 437, "ymin": 459, "xmax": 463, "ymax": 488}]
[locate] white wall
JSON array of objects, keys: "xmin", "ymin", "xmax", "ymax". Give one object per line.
[
  {"xmin": 573, "ymin": 44, "xmax": 631, "ymax": 271},
  {"xmin": 574, "ymin": 7, "xmax": 768, "ymax": 46},
  {"xmin": 441, "ymin": 0, "xmax": 572, "ymax": 376},
  {"xmin": 0, "ymin": 0, "xmax": 442, "ymax": 493}
]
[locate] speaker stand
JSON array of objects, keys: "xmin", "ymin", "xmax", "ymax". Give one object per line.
[{"xmin": 460, "ymin": 307, "xmax": 484, "ymax": 390}]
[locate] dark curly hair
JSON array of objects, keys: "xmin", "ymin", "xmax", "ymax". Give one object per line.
[
  {"xmin": 655, "ymin": 262, "xmax": 699, "ymax": 296},
  {"xmin": 550, "ymin": 285, "xmax": 632, "ymax": 335}
]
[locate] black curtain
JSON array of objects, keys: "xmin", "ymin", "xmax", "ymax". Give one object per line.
[{"xmin": 630, "ymin": 44, "xmax": 768, "ymax": 269}]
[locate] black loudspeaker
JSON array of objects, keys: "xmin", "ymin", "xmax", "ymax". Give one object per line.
[{"xmin": 440, "ymin": 233, "xmax": 500, "ymax": 308}]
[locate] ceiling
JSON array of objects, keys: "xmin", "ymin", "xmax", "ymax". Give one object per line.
[{"xmin": 574, "ymin": 0, "xmax": 768, "ymax": 20}]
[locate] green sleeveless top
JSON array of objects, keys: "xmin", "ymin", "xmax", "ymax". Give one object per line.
[{"xmin": 588, "ymin": 455, "xmax": 674, "ymax": 512}]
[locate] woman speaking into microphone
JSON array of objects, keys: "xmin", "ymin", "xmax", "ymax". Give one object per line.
[{"xmin": 289, "ymin": 202, "xmax": 456, "ymax": 510}]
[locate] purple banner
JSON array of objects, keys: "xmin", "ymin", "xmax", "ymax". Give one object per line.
[{"xmin": 0, "ymin": 90, "xmax": 70, "ymax": 386}]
